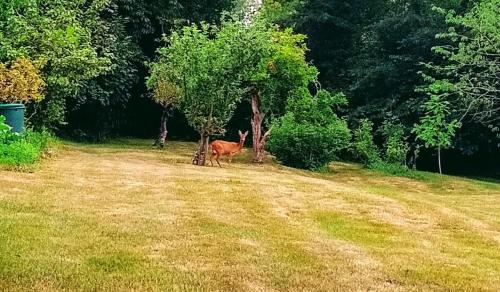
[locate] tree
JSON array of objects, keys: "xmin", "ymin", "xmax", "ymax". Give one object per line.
[
  {"xmin": 243, "ymin": 22, "xmax": 319, "ymax": 163},
  {"xmin": 217, "ymin": 20, "xmax": 275, "ymax": 164},
  {"xmin": 413, "ymin": 94, "xmax": 461, "ymax": 174},
  {"xmin": 150, "ymin": 16, "xmax": 320, "ymax": 164},
  {"xmin": 147, "ymin": 61, "xmax": 180, "ymax": 148},
  {"xmin": 0, "ymin": 0, "xmax": 110, "ymax": 128},
  {"xmin": 65, "ymin": 0, "xmax": 143, "ymax": 141},
  {"xmin": 229, "ymin": 2, "xmax": 323, "ymax": 163},
  {"xmin": 152, "ymin": 22, "xmax": 246, "ymax": 166},
  {"xmin": 427, "ymin": 0, "xmax": 500, "ymax": 135}
]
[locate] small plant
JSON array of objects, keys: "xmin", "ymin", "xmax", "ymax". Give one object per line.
[
  {"xmin": 24, "ymin": 129, "xmax": 53, "ymax": 153},
  {"xmin": 0, "ymin": 115, "xmax": 53, "ymax": 168},
  {"xmin": 0, "ymin": 58, "xmax": 45, "ymax": 103},
  {"xmin": 353, "ymin": 119, "xmax": 381, "ymax": 165},
  {"xmin": 0, "ymin": 115, "xmax": 21, "ymax": 144}
]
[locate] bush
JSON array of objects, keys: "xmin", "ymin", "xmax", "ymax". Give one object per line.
[
  {"xmin": 268, "ymin": 113, "xmax": 351, "ymax": 170},
  {"xmin": 0, "ymin": 58, "xmax": 45, "ymax": 103},
  {"xmin": 268, "ymin": 89, "xmax": 351, "ymax": 170},
  {"xmin": 0, "ymin": 140, "xmax": 40, "ymax": 165},
  {"xmin": 24, "ymin": 130, "xmax": 53, "ymax": 152},
  {"xmin": 353, "ymin": 119, "xmax": 381, "ymax": 164},
  {"xmin": 382, "ymin": 121, "xmax": 409, "ymax": 165}
]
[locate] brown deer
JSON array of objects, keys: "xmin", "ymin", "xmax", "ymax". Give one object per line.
[{"xmin": 210, "ymin": 130, "xmax": 249, "ymax": 167}]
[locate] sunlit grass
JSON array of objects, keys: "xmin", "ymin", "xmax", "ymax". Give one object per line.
[
  {"xmin": 315, "ymin": 212, "xmax": 401, "ymax": 248},
  {"xmin": 0, "ymin": 139, "xmax": 499, "ymax": 291}
]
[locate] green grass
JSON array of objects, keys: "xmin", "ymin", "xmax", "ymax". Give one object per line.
[
  {"xmin": 0, "ymin": 140, "xmax": 499, "ymax": 291},
  {"xmin": 315, "ymin": 212, "xmax": 401, "ymax": 248}
]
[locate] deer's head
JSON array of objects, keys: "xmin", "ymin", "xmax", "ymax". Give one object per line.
[{"xmin": 238, "ymin": 130, "xmax": 249, "ymax": 145}]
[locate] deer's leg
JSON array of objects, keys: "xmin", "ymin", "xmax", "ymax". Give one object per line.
[
  {"xmin": 229, "ymin": 154, "xmax": 234, "ymax": 163},
  {"xmin": 216, "ymin": 154, "xmax": 222, "ymax": 168},
  {"xmin": 210, "ymin": 152, "xmax": 214, "ymax": 167}
]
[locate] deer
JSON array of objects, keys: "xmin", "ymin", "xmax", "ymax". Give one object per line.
[{"xmin": 209, "ymin": 130, "xmax": 249, "ymax": 167}]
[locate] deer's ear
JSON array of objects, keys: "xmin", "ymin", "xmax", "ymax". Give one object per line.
[
  {"xmin": 238, "ymin": 130, "xmax": 242, "ymax": 135},
  {"xmin": 244, "ymin": 131, "xmax": 249, "ymax": 136}
]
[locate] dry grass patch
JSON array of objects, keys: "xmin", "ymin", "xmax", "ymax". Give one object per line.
[{"xmin": 0, "ymin": 139, "xmax": 499, "ymax": 291}]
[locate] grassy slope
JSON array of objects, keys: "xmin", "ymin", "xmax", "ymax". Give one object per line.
[{"xmin": 0, "ymin": 139, "xmax": 499, "ymax": 291}]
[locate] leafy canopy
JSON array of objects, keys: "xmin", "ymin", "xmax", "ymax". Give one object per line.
[
  {"xmin": 0, "ymin": 0, "xmax": 110, "ymax": 126},
  {"xmin": 150, "ymin": 16, "xmax": 320, "ymax": 136},
  {"xmin": 413, "ymin": 94, "xmax": 461, "ymax": 149},
  {"xmin": 427, "ymin": 0, "xmax": 500, "ymax": 132},
  {"xmin": 151, "ymin": 21, "xmax": 249, "ymax": 136},
  {"xmin": 252, "ymin": 26, "xmax": 318, "ymax": 122}
]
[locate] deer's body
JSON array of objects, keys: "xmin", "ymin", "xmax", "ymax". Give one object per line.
[{"xmin": 210, "ymin": 131, "xmax": 248, "ymax": 167}]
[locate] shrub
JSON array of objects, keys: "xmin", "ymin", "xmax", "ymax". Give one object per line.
[
  {"xmin": 0, "ymin": 116, "xmax": 53, "ymax": 168},
  {"xmin": 269, "ymin": 114, "xmax": 351, "ymax": 170},
  {"xmin": 0, "ymin": 58, "xmax": 45, "ymax": 103},
  {"xmin": 268, "ymin": 89, "xmax": 351, "ymax": 170},
  {"xmin": 353, "ymin": 119, "xmax": 381, "ymax": 165},
  {"xmin": 367, "ymin": 161, "xmax": 428, "ymax": 181},
  {"xmin": 25, "ymin": 130, "xmax": 53, "ymax": 151},
  {"xmin": 382, "ymin": 121, "xmax": 409, "ymax": 165},
  {"xmin": 0, "ymin": 140, "xmax": 39, "ymax": 166}
]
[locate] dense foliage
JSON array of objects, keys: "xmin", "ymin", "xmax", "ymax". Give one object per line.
[
  {"xmin": 1, "ymin": 0, "xmax": 111, "ymax": 128},
  {"xmin": 270, "ymin": 0, "xmax": 499, "ymax": 176},
  {"xmin": 382, "ymin": 121, "xmax": 409, "ymax": 165},
  {"xmin": 353, "ymin": 119, "xmax": 381, "ymax": 165},
  {"xmin": 0, "ymin": 0, "xmax": 498, "ymax": 175},
  {"xmin": 268, "ymin": 90, "xmax": 351, "ymax": 170},
  {"xmin": 425, "ymin": 0, "xmax": 499, "ymax": 134},
  {"xmin": 0, "ymin": 0, "xmax": 233, "ymax": 138}
]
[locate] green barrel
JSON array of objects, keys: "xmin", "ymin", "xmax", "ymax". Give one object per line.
[{"xmin": 0, "ymin": 104, "xmax": 25, "ymax": 133}]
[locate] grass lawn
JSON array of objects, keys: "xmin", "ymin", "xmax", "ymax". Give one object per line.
[{"xmin": 1, "ymin": 139, "xmax": 499, "ymax": 291}]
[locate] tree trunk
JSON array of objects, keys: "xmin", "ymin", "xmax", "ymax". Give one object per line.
[
  {"xmin": 251, "ymin": 91, "xmax": 270, "ymax": 163},
  {"xmin": 192, "ymin": 133, "xmax": 209, "ymax": 166},
  {"xmin": 154, "ymin": 105, "xmax": 171, "ymax": 149},
  {"xmin": 437, "ymin": 146, "xmax": 442, "ymax": 175},
  {"xmin": 411, "ymin": 144, "xmax": 420, "ymax": 170}
]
